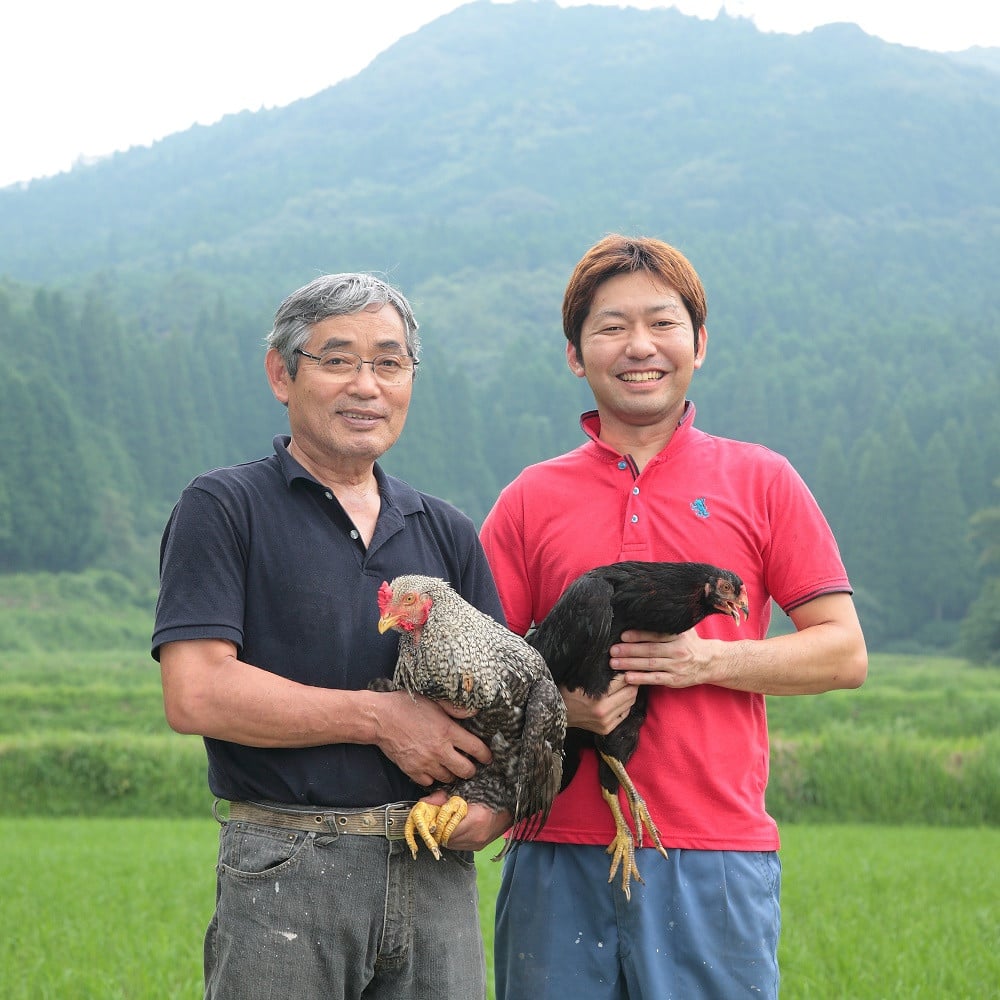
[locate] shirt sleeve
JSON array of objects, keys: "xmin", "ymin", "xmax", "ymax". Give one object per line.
[
  {"xmin": 151, "ymin": 484, "xmax": 247, "ymax": 659},
  {"xmin": 762, "ymin": 458, "xmax": 852, "ymax": 613}
]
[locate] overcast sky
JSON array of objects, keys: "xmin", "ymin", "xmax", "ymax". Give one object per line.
[{"xmin": 3, "ymin": 0, "xmax": 999, "ymax": 189}]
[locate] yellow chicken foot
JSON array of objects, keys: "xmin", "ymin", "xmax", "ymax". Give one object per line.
[
  {"xmin": 405, "ymin": 801, "xmax": 443, "ymax": 860},
  {"xmin": 599, "ymin": 751, "xmax": 668, "ymax": 861},
  {"xmin": 403, "ymin": 796, "xmax": 469, "ymax": 860},
  {"xmin": 601, "ymin": 787, "xmax": 641, "ymax": 901},
  {"xmin": 433, "ymin": 795, "xmax": 469, "ymax": 847}
]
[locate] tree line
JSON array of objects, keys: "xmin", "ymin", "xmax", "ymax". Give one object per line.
[{"xmin": 1, "ymin": 276, "xmax": 997, "ymax": 661}]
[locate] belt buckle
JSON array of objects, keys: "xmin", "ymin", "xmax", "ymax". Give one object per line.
[
  {"xmin": 378, "ymin": 803, "xmax": 394, "ymax": 839},
  {"xmin": 383, "ymin": 803, "xmax": 408, "ymax": 841}
]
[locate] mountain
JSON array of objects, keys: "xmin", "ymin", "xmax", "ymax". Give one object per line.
[
  {"xmin": 3, "ymin": 4, "xmax": 999, "ymax": 316},
  {"xmin": 0, "ymin": 0, "xmax": 998, "ymax": 650}
]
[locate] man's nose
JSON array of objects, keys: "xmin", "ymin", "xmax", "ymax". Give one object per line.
[
  {"xmin": 346, "ymin": 359, "xmax": 381, "ymax": 389},
  {"xmin": 624, "ymin": 327, "xmax": 657, "ymax": 357}
]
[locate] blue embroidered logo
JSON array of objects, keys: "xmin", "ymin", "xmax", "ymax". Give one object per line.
[{"xmin": 690, "ymin": 498, "xmax": 710, "ymax": 519}]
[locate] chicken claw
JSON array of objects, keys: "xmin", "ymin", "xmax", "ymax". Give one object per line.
[
  {"xmin": 405, "ymin": 801, "xmax": 443, "ymax": 860},
  {"xmin": 601, "ymin": 788, "xmax": 642, "ymax": 901},
  {"xmin": 403, "ymin": 796, "xmax": 469, "ymax": 860},
  {"xmin": 599, "ymin": 751, "xmax": 668, "ymax": 862},
  {"xmin": 434, "ymin": 795, "xmax": 469, "ymax": 846}
]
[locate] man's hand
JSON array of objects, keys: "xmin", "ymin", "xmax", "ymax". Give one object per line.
[
  {"xmin": 609, "ymin": 628, "xmax": 710, "ymax": 688},
  {"xmin": 374, "ymin": 691, "xmax": 492, "ymax": 787},
  {"xmin": 561, "ymin": 674, "xmax": 639, "ymax": 735}
]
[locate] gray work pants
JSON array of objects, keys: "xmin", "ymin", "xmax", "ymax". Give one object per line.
[{"xmin": 204, "ymin": 816, "xmax": 486, "ymax": 999}]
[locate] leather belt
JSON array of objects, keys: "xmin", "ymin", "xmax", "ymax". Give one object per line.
[{"xmin": 226, "ymin": 800, "xmax": 413, "ymax": 840}]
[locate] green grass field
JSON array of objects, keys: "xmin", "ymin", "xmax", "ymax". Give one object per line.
[
  {"xmin": 1, "ymin": 819, "xmax": 996, "ymax": 999},
  {"xmin": 1, "ymin": 576, "xmax": 998, "ymax": 997}
]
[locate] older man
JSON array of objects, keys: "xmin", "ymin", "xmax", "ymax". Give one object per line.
[{"xmin": 153, "ymin": 273, "xmax": 508, "ymax": 1000}]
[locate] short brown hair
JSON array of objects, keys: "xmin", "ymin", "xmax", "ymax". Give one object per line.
[{"xmin": 562, "ymin": 234, "xmax": 707, "ymax": 356}]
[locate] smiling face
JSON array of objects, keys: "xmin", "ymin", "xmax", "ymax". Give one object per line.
[
  {"xmin": 567, "ymin": 269, "xmax": 707, "ymax": 449},
  {"xmin": 265, "ymin": 304, "xmax": 413, "ymax": 479}
]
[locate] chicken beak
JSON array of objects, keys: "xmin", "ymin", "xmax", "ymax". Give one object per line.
[
  {"xmin": 720, "ymin": 590, "xmax": 750, "ymax": 625},
  {"xmin": 378, "ymin": 612, "xmax": 401, "ymax": 634},
  {"xmin": 730, "ymin": 590, "xmax": 750, "ymax": 624}
]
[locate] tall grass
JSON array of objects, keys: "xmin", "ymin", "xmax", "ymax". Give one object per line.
[
  {"xmin": 2, "ymin": 647, "xmax": 997, "ymax": 825},
  {"xmin": 0, "ymin": 570, "xmax": 154, "ymax": 654},
  {"xmin": 1, "ymin": 819, "xmax": 996, "ymax": 999},
  {"xmin": 765, "ymin": 654, "xmax": 1000, "ymax": 738}
]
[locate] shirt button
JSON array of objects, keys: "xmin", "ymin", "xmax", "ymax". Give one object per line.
[
  {"xmin": 618, "ymin": 461, "xmax": 628, "ymax": 470},
  {"xmin": 632, "ymin": 486, "xmax": 640, "ymax": 495},
  {"xmin": 631, "ymin": 514, "xmax": 639, "ymax": 524},
  {"xmin": 324, "ymin": 491, "xmax": 333, "ymax": 500},
  {"xmin": 350, "ymin": 529, "xmax": 359, "ymax": 539}
]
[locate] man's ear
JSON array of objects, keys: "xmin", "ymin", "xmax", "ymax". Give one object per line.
[
  {"xmin": 265, "ymin": 348, "xmax": 291, "ymax": 406},
  {"xmin": 566, "ymin": 341, "xmax": 586, "ymax": 378},
  {"xmin": 694, "ymin": 326, "xmax": 708, "ymax": 370}
]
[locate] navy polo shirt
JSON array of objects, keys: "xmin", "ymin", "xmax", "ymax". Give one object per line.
[{"xmin": 153, "ymin": 435, "xmax": 505, "ymax": 808}]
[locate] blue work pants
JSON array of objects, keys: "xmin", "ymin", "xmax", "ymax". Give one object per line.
[{"xmin": 495, "ymin": 842, "xmax": 781, "ymax": 999}]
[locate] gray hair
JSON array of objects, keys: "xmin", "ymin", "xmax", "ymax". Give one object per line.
[{"xmin": 267, "ymin": 273, "xmax": 420, "ymax": 377}]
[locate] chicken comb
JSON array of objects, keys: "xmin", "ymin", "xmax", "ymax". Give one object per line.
[{"xmin": 377, "ymin": 580, "xmax": 393, "ymax": 614}]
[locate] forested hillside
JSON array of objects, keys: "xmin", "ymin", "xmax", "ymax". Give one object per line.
[{"xmin": 1, "ymin": 1, "xmax": 998, "ymax": 653}]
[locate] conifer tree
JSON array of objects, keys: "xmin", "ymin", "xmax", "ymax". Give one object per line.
[
  {"xmin": 845, "ymin": 430, "xmax": 907, "ymax": 644},
  {"xmin": 912, "ymin": 432, "xmax": 976, "ymax": 626},
  {"xmin": 959, "ymin": 477, "xmax": 1000, "ymax": 666}
]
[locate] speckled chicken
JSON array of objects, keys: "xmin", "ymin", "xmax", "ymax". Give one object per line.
[
  {"xmin": 529, "ymin": 560, "xmax": 749, "ymax": 898},
  {"xmin": 376, "ymin": 574, "xmax": 566, "ymax": 861}
]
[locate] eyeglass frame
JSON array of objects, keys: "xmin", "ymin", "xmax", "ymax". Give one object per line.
[{"xmin": 293, "ymin": 347, "xmax": 419, "ymax": 384}]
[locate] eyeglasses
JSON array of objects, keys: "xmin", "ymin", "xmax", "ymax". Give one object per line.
[{"xmin": 294, "ymin": 348, "xmax": 419, "ymax": 385}]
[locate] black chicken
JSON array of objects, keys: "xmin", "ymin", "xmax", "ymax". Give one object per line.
[{"xmin": 528, "ymin": 560, "xmax": 749, "ymax": 898}]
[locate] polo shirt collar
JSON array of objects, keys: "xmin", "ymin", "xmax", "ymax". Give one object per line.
[
  {"xmin": 579, "ymin": 401, "xmax": 696, "ymax": 463},
  {"xmin": 271, "ymin": 435, "xmax": 425, "ymax": 516}
]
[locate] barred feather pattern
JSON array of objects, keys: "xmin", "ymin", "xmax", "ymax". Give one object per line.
[{"xmin": 380, "ymin": 574, "xmax": 566, "ymax": 845}]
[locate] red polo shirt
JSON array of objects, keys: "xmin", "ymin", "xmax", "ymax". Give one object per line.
[{"xmin": 480, "ymin": 404, "xmax": 850, "ymax": 850}]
